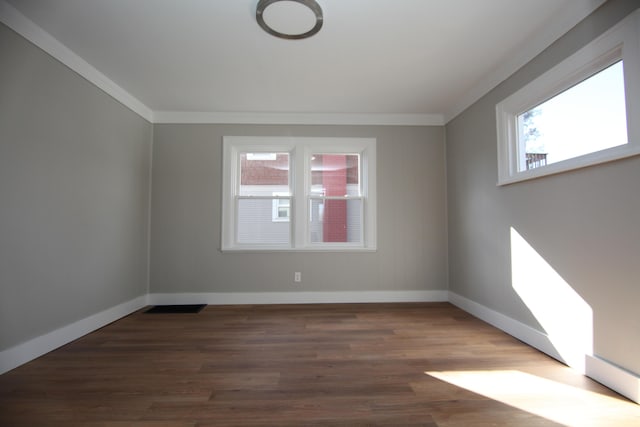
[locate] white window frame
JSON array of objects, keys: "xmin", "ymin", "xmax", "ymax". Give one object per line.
[
  {"xmin": 222, "ymin": 136, "xmax": 376, "ymax": 252},
  {"xmin": 496, "ymin": 10, "xmax": 640, "ymax": 186}
]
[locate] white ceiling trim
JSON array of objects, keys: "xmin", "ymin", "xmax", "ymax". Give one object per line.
[
  {"xmin": 0, "ymin": 0, "xmax": 154, "ymax": 123},
  {"xmin": 443, "ymin": 0, "xmax": 608, "ymax": 123},
  {"xmin": 152, "ymin": 111, "xmax": 444, "ymax": 126},
  {"xmin": 1, "ymin": 0, "xmax": 604, "ymax": 127},
  {"xmin": 0, "ymin": 0, "xmax": 441, "ymax": 127}
]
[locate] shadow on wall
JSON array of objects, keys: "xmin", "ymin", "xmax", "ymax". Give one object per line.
[{"xmin": 510, "ymin": 227, "xmax": 593, "ymax": 373}]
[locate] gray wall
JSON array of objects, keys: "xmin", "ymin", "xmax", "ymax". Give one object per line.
[
  {"xmin": 0, "ymin": 23, "xmax": 153, "ymax": 350},
  {"xmin": 5, "ymin": 0, "xmax": 636, "ymax": 384},
  {"xmin": 150, "ymin": 124, "xmax": 447, "ymax": 294},
  {"xmin": 446, "ymin": 0, "xmax": 640, "ymax": 375}
]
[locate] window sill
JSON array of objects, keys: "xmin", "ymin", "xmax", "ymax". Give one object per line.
[
  {"xmin": 497, "ymin": 143, "xmax": 640, "ymax": 186},
  {"xmin": 220, "ymin": 246, "xmax": 377, "ymax": 253}
]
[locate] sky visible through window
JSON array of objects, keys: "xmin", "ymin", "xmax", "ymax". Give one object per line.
[{"xmin": 521, "ymin": 61, "xmax": 627, "ymax": 169}]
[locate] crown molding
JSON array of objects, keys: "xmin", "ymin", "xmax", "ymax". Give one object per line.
[
  {"xmin": 443, "ymin": 0, "xmax": 607, "ymax": 123},
  {"xmin": 6, "ymin": 0, "xmax": 602, "ymax": 127},
  {"xmin": 0, "ymin": 0, "xmax": 442, "ymax": 128},
  {"xmin": 152, "ymin": 111, "xmax": 444, "ymax": 126},
  {"xmin": 0, "ymin": 0, "xmax": 154, "ymax": 122}
]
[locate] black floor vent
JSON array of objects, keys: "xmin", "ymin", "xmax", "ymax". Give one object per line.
[{"xmin": 144, "ymin": 304, "xmax": 206, "ymax": 314}]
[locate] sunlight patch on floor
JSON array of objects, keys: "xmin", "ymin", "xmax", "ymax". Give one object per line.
[{"xmin": 426, "ymin": 370, "xmax": 640, "ymax": 426}]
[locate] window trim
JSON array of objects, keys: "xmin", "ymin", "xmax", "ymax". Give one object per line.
[
  {"xmin": 222, "ymin": 136, "xmax": 377, "ymax": 252},
  {"xmin": 496, "ymin": 10, "xmax": 640, "ymax": 186}
]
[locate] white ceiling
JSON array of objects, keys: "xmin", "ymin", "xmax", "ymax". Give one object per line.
[{"xmin": 2, "ymin": 0, "xmax": 605, "ymax": 123}]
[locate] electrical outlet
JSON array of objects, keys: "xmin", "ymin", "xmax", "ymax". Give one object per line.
[{"xmin": 294, "ymin": 272, "xmax": 302, "ymax": 283}]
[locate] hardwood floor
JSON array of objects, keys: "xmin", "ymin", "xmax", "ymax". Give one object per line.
[{"xmin": 1, "ymin": 302, "xmax": 638, "ymax": 426}]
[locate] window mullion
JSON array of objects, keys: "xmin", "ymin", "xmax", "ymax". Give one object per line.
[{"xmin": 293, "ymin": 146, "xmax": 307, "ymax": 248}]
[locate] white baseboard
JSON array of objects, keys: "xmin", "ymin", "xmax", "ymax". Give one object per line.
[
  {"xmin": 148, "ymin": 290, "xmax": 449, "ymax": 305},
  {"xmin": 3, "ymin": 289, "xmax": 638, "ymax": 405},
  {"xmin": 0, "ymin": 290, "xmax": 444, "ymax": 374},
  {"xmin": 0, "ymin": 295, "xmax": 147, "ymax": 375},
  {"xmin": 448, "ymin": 291, "xmax": 564, "ymax": 363},
  {"xmin": 586, "ymin": 355, "xmax": 640, "ymax": 404},
  {"xmin": 449, "ymin": 291, "xmax": 640, "ymax": 404}
]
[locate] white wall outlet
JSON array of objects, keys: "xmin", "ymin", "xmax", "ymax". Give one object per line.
[{"xmin": 294, "ymin": 272, "xmax": 302, "ymax": 283}]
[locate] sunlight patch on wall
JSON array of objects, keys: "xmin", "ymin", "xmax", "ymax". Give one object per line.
[
  {"xmin": 426, "ymin": 370, "xmax": 640, "ymax": 426},
  {"xmin": 510, "ymin": 227, "xmax": 593, "ymax": 372}
]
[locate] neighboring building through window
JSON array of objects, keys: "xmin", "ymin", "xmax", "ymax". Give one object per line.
[
  {"xmin": 309, "ymin": 154, "xmax": 361, "ymax": 243},
  {"xmin": 222, "ymin": 137, "xmax": 376, "ymax": 251},
  {"xmin": 237, "ymin": 152, "xmax": 290, "ymax": 245},
  {"xmin": 272, "ymin": 195, "xmax": 290, "ymax": 222},
  {"xmin": 496, "ymin": 10, "xmax": 640, "ymax": 185}
]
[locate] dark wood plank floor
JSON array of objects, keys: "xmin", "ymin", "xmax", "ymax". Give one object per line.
[{"xmin": 1, "ymin": 302, "xmax": 638, "ymax": 426}]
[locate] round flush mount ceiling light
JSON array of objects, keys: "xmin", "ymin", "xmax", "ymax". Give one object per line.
[{"xmin": 256, "ymin": 0, "xmax": 323, "ymax": 40}]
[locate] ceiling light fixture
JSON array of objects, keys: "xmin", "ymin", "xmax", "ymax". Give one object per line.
[{"xmin": 256, "ymin": 0, "xmax": 323, "ymax": 40}]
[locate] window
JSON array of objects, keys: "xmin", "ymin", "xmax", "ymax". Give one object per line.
[
  {"xmin": 518, "ymin": 61, "xmax": 627, "ymax": 171},
  {"xmin": 309, "ymin": 154, "xmax": 362, "ymax": 243},
  {"xmin": 496, "ymin": 10, "xmax": 640, "ymax": 185},
  {"xmin": 222, "ymin": 137, "xmax": 376, "ymax": 251},
  {"xmin": 236, "ymin": 151, "xmax": 291, "ymax": 245}
]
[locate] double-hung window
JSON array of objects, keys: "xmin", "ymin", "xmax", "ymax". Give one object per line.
[
  {"xmin": 222, "ymin": 137, "xmax": 376, "ymax": 251},
  {"xmin": 236, "ymin": 151, "xmax": 292, "ymax": 245},
  {"xmin": 496, "ymin": 10, "xmax": 640, "ymax": 185}
]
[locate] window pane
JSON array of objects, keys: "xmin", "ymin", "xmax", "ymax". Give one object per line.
[
  {"xmin": 238, "ymin": 199, "xmax": 290, "ymax": 244},
  {"xmin": 518, "ymin": 61, "xmax": 627, "ymax": 171},
  {"xmin": 310, "ymin": 199, "xmax": 362, "ymax": 243},
  {"xmin": 272, "ymin": 196, "xmax": 290, "ymax": 222},
  {"xmin": 240, "ymin": 152, "xmax": 289, "ymax": 196},
  {"xmin": 310, "ymin": 154, "xmax": 360, "ymax": 197}
]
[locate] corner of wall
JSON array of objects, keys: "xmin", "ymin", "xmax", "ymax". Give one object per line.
[
  {"xmin": 146, "ymin": 124, "xmax": 154, "ymax": 296},
  {"xmin": 449, "ymin": 291, "xmax": 640, "ymax": 404},
  {"xmin": 0, "ymin": 296, "xmax": 147, "ymax": 375}
]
